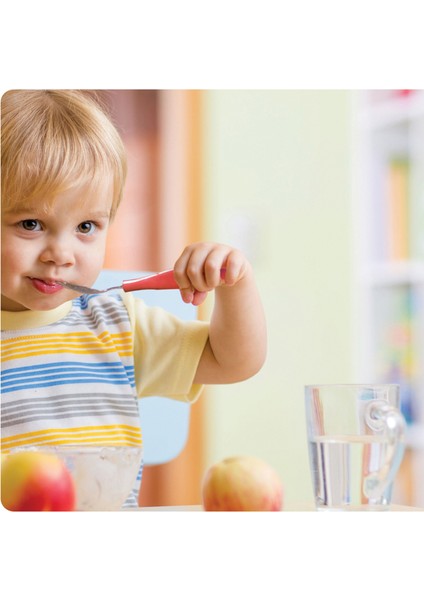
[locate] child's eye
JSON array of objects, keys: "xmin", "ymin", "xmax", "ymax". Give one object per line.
[
  {"xmin": 77, "ymin": 221, "xmax": 96, "ymax": 235},
  {"xmin": 20, "ymin": 219, "xmax": 41, "ymax": 231}
]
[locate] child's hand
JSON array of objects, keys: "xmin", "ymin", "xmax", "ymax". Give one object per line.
[
  {"xmin": 177, "ymin": 242, "xmax": 266, "ymax": 384},
  {"xmin": 173, "ymin": 242, "xmax": 250, "ymax": 305}
]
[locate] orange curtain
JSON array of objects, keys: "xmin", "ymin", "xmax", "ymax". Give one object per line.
[
  {"xmin": 102, "ymin": 90, "xmax": 161, "ymax": 271},
  {"xmin": 102, "ymin": 90, "xmax": 205, "ymax": 505}
]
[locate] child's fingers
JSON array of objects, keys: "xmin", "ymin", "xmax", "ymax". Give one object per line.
[
  {"xmin": 203, "ymin": 248, "xmax": 228, "ymax": 288},
  {"xmin": 179, "ymin": 287, "xmax": 208, "ymax": 306},
  {"xmin": 191, "ymin": 290, "xmax": 208, "ymax": 306},
  {"xmin": 173, "ymin": 247, "xmax": 202, "ymax": 289},
  {"xmin": 174, "ymin": 243, "xmax": 247, "ymax": 292},
  {"xmin": 216, "ymin": 248, "xmax": 246, "ymax": 286},
  {"xmin": 179, "ymin": 287, "xmax": 195, "ymax": 304},
  {"xmin": 174, "ymin": 245, "xmax": 213, "ymax": 291}
]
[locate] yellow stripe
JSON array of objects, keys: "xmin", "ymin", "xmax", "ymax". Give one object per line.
[
  {"xmin": 3, "ymin": 424, "xmax": 142, "ymax": 443},
  {"xmin": 2, "ymin": 341, "xmax": 118, "ymax": 352},
  {"xmin": 1, "ymin": 330, "xmax": 132, "ymax": 348},
  {"xmin": 1, "ymin": 437, "xmax": 142, "ymax": 452},
  {"xmin": 21, "ymin": 431, "xmax": 143, "ymax": 446},
  {"xmin": 1, "ymin": 330, "xmax": 132, "ymax": 345},
  {"xmin": 110, "ymin": 332, "xmax": 132, "ymax": 341},
  {"xmin": 2, "ymin": 425, "xmax": 142, "ymax": 452},
  {"xmin": 1, "ymin": 331, "xmax": 133, "ymax": 361},
  {"xmin": 1, "ymin": 330, "xmax": 116, "ymax": 348},
  {"xmin": 2, "ymin": 348, "xmax": 133, "ymax": 361}
]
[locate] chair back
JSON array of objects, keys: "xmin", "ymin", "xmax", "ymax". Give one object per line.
[{"xmin": 94, "ymin": 270, "xmax": 195, "ymax": 466}]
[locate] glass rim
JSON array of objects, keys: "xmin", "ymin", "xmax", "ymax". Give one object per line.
[{"xmin": 305, "ymin": 383, "xmax": 400, "ymax": 390}]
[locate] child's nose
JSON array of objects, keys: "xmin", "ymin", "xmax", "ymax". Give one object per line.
[{"xmin": 39, "ymin": 236, "xmax": 75, "ymax": 266}]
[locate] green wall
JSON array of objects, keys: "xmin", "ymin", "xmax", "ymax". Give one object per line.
[{"xmin": 202, "ymin": 90, "xmax": 354, "ymax": 506}]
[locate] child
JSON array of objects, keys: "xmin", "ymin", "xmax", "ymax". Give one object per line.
[{"xmin": 1, "ymin": 90, "xmax": 267, "ymax": 507}]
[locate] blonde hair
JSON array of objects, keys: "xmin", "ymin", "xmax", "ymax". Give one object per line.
[{"xmin": 1, "ymin": 90, "xmax": 127, "ymax": 218}]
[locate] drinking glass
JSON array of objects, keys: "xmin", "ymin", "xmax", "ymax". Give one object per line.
[{"xmin": 305, "ymin": 384, "xmax": 405, "ymax": 511}]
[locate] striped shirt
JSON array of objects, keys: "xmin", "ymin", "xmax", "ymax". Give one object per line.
[{"xmin": 1, "ymin": 292, "xmax": 209, "ymax": 506}]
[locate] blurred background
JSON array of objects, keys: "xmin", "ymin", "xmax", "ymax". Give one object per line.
[{"xmin": 100, "ymin": 89, "xmax": 424, "ymax": 509}]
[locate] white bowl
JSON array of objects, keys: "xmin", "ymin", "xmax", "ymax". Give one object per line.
[{"xmin": 10, "ymin": 445, "xmax": 143, "ymax": 511}]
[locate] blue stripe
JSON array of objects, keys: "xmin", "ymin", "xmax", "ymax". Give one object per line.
[
  {"xmin": 2, "ymin": 364, "xmax": 133, "ymax": 381},
  {"xmin": 3, "ymin": 377, "xmax": 137, "ymax": 394},
  {"xmin": 3, "ymin": 372, "xmax": 131, "ymax": 387},
  {"xmin": 1, "ymin": 361, "xmax": 133, "ymax": 375},
  {"xmin": 1, "ymin": 362, "xmax": 135, "ymax": 393},
  {"xmin": 76, "ymin": 295, "xmax": 96, "ymax": 309},
  {"xmin": 75, "ymin": 293, "xmax": 120, "ymax": 309}
]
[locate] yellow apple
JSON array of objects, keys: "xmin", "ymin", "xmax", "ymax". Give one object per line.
[
  {"xmin": 1, "ymin": 451, "xmax": 76, "ymax": 511},
  {"xmin": 202, "ymin": 456, "xmax": 283, "ymax": 511}
]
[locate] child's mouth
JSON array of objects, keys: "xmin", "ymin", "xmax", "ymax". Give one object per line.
[{"xmin": 30, "ymin": 278, "xmax": 64, "ymax": 295}]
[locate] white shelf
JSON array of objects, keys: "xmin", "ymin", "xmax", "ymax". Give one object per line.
[
  {"xmin": 359, "ymin": 91, "xmax": 424, "ymax": 130},
  {"xmin": 361, "ymin": 261, "xmax": 424, "ymax": 286},
  {"xmin": 406, "ymin": 423, "xmax": 424, "ymax": 450},
  {"xmin": 354, "ymin": 90, "xmax": 424, "ymax": 506}
]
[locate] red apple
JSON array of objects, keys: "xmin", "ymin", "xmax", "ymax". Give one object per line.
[
  {"xmin": 202, "ymin": 456, "xmax": 283, "ymax": 511},
  {"xmin": 1, "ymin": 451, "xmax": 76, "ymax": 511}
]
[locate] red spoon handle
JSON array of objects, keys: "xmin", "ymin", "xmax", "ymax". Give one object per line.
[
  {"xmin": 122, "ymin": 269, "xmax": 178, "ymax": 291},
  {"xmin": 121, "ymin": 268, "xmax": 227, "ymax": 292}
]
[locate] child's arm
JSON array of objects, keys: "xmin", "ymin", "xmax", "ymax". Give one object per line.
[{"xmin": 173, "ymin": 242, "xmax": 267, "ymax": 384}]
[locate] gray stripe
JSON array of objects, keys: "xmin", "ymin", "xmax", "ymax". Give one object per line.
[
  {"xmin": 2, "ymin": 392, "xmax": 135, "ymax": 409},
  {"xmin": 61, "ymin": 311, "xmax": 129, "ymax": 329},
  {"xmin": 1, "ymin": 392, "xmax": 140, "ymax": 426},
  {"xmin": 61, "ymin": 303, "xmax": 130, "ymax": 328},
  {"xmin": 1, "ymin": 397, "xmax": 138, "ymax": 415},
  {"xmin": 3, "ymin": 407, "xmax": 141, "ymax": 428}
]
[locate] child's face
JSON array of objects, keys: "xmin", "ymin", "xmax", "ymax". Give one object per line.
[{"xmin": 1, "ymin": 182, "xmax": 114, "ymax": 312}]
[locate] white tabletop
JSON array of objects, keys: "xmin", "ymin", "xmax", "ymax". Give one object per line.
[{"xmin": 136, "ymin": 503, "xmax": 423, "ymax": 511}]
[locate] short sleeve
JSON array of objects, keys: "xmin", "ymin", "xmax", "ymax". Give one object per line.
[{"xmin": 122, "ymin": 293, "xmax": 209, "ymax": 402}]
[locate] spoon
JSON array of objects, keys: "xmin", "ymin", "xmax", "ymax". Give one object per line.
[
  {"xmin": 58, "ymin": 268, "xmax": 226, "ymax": 295},
  {"xmin": 58, "ymin": 269, "xmax": 179, "ymax": 295}
]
